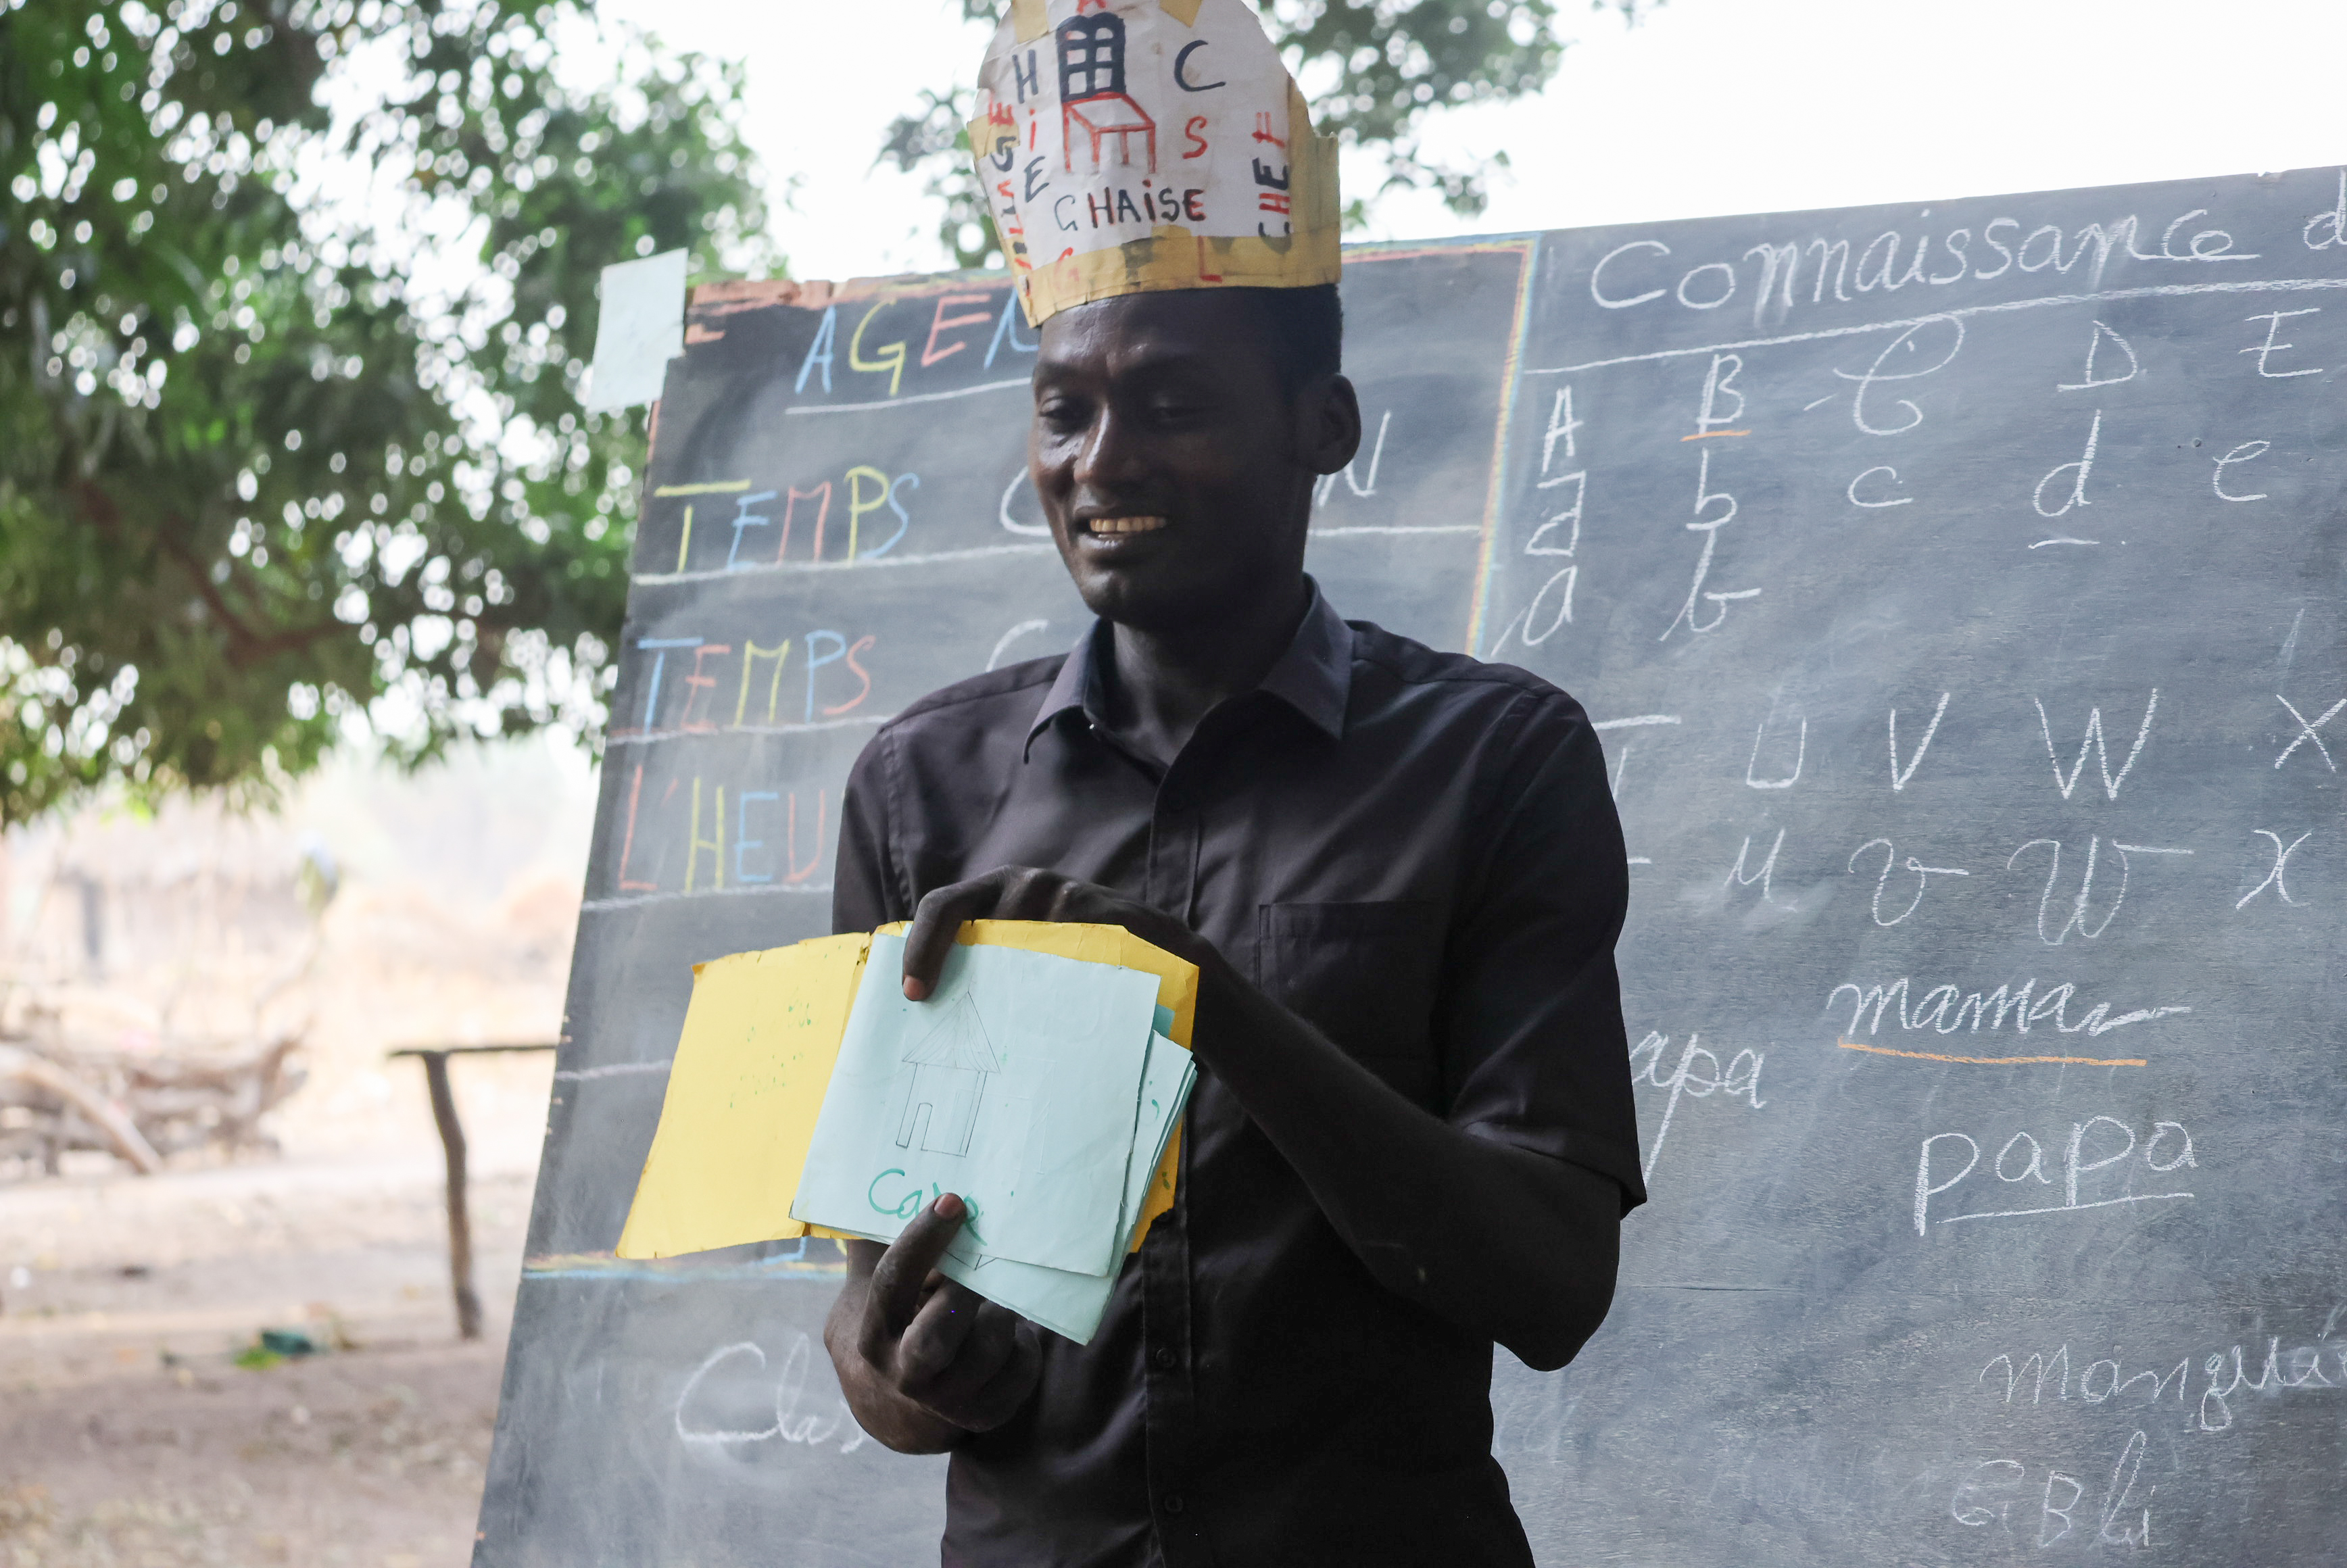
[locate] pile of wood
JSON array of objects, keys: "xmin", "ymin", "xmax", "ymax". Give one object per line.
[{"xmin": 0, "ymin": 1026, "xmax": 306, "ymax": 1176}]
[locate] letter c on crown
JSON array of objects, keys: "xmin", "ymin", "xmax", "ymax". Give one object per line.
[{"xmin": 1175, "ymin": 41, "xmax": 1225, "ymax": 92}]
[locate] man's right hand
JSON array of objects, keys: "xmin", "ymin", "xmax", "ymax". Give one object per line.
[{"xmin": 823, "ymin": 1193, "xmax": 1044, "ymax": 1452}]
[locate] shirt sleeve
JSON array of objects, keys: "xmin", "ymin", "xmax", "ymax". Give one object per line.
[
  {"xmin": 1440, "ymin": 689, "xmax": 1646, "ymax": 1212},
  {"xmin": 831, "ymin": 728, "xmax": 904, "ymax": 935}
]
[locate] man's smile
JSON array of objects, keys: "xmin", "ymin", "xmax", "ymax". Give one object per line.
[{"xmin": 1079, "ymin": 515, "xmax": 1169, "ymax": 536}]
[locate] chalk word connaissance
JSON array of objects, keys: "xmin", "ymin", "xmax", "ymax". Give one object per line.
[
  {"xmin": 673, "ymin": 1334, "xmax": 866, "ymax": 1455},
  {"xmin": 1947, "ymin": 1429, "xmax": 2155, "ymax": 1550},
  {"xmin": 1627, "ymin": 1031, "xmax": 1764, "ymax": 1182},
  {"xmin": 1979, "ymin": 1319, "xmax": 2347, "ymax": 1435},
  {"xmin": 1831, "ymin": 976, "xmax": 2191, "ymax": 1044},
  {"xmin": 1915, "ymin": 1114, "xmax": 2196, "ymax": 1235},
  {"xmin": 1585, "ymin": 202, "xmax": 2261, "ymax": 330}
]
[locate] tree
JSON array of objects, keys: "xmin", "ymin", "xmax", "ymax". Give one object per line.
[
  {"xmin": 0, "ymin": 0, "xmax": 773, "ymax": 825},
  {"xmin": 883, "ymin": 0, "xmax": 1659, "ymax": 272}
]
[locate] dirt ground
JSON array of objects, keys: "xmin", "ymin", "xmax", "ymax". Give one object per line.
[
  {"xmin": 0, "ymin": 745, "xmax": 599, "ymax": 1567},
  {"xmin": 0, "ymin": 1152, "xmax": 537, "ymax": 1568}
]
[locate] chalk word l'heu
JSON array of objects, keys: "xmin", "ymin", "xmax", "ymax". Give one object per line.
[
  {"xmin": 1915, "ymin": 1114, "xmax": 2196, "ymax": 1234},
  {"xmin": 612, "ymin": 775, "xmax": 830, "ymax": 897}
]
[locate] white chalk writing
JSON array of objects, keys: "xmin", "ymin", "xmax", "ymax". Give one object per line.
[
  {"xmin": 1831, "ymin": 975, "xmax": 2190, "ymax": 1041},
  {"xmin": 1628, "ymin": 1030, "xmax": 1765, "ymax": 1181}
]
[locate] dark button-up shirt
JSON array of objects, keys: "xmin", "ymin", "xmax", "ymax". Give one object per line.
[{"xmin": 832, "ymin": 583, "xmax": 1645, "ymax": 1568}]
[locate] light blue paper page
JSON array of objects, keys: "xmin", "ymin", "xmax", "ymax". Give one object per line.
[
  {"xmin": 1113, "ymin": 1037, "xmax": 1194, "ymax": 1243},
  {"xmin": 813, "ymin": 1042, "xmax": 1197, "ymax": 1270},
  {"xmin": 792, "ymin": 936, "xmax": 1161, "ymax": 1275},
  {"xmin": 940, "ymin": 1031, "xmax": 1196, "ymax": 1343}
]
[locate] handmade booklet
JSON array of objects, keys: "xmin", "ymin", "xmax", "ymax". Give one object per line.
[{"xmin": 616, "ymin": 921, "xmax": 1198, "ymax": 1343}]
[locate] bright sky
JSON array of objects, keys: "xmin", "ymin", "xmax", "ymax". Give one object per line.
[{"xmin": 590, "ymin": 0, "xmax": 2347, "ymax": 285}]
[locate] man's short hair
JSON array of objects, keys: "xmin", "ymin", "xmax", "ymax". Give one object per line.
[{"xmin": 1237, "ymin": 283, "xmax": 1343, "ymax": 397}]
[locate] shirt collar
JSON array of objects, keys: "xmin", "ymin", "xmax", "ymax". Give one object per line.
[
  {"xmin": 1256, "ymin": 579, "xmax": 1353, "ymax": 739},
  {"xmin": 1025, "ymin": 578, "xmax": 1353, "ymax": 758}
]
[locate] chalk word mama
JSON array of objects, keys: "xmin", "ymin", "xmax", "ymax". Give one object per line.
[{"xmin": 1831, "ymin": 976, "xmax": 2190, "ymax": 1042}]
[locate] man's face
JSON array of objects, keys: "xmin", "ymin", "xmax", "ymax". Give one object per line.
[{"xmin": 1028, "ymin": 291, "xmax": 1353, "ymax": 631}]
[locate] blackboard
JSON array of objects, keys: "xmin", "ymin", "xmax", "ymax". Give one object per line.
[{"xmin": 480, "ymin": 166, "xmax": 2347, "ymax": 1567}]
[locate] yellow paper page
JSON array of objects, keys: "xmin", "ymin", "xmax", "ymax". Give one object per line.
[
  {"xmin": 616, "ymin": 933, "xmax": 869, "ymax": 1259},
  {"xmin": 880, "ymin": 920, "xmax": 1196, "ymax": 1251}
]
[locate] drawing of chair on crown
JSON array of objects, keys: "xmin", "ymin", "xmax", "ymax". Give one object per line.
[
  {"xmin": 1057, "ymin": 13, "xmax": 1155, "ymax": 175},
  {"xmin": 891, "ymin": 990, "xmax": 1002, "ymax": 1158}
]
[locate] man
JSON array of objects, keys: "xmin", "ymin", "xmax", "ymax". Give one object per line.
[{"xmin": 821, "ymin": 5, "xmax": 1643, "ymax": 1563}]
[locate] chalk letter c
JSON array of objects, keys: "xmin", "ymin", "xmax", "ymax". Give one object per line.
[
  {"xmin": 1848, "ymin": 466, "xmax": 1914, "ymax": 508},
  {"xmin": 1591, "ymin": 240, "xmax": 1670, "ymax": 309}
]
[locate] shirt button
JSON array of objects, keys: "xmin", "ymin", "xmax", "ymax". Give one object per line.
[
  {"xmin": 1161, "ymin": 1493, "xmax": 1186, "ymax": 1516},
  {"xmin": 1151, "ymin": 1346, "xmax": 1178, "ymax": 1371}
]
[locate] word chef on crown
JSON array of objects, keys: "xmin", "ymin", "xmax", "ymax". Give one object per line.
[{"xmin": 815, "ymin": 3, "xmax": 1643, "ymax": 1565}]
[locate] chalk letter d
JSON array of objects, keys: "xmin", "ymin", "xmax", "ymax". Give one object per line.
[{"xmin": 2034, "ymin": 410, "xmax": 2103, "ymax": 518}]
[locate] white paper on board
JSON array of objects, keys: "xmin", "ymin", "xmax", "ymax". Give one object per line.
[{"xmin": 583, "ymin": 249, "xmax": 688, "ymax": 412}]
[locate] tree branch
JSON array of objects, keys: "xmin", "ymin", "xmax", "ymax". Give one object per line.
[{"xmin": 101, "ymin": 489, "xmax": 348, "ymax": 672}]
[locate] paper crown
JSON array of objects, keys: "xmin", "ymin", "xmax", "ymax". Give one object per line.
[{"xmin": 971, "ymin": 0, "xmax": 1341, "ymax": 326}]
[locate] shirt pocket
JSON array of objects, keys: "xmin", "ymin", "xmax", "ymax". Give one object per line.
[{"xmin": 1259, "ymin": 900, "xmax": 1443, "ymax": 1104}]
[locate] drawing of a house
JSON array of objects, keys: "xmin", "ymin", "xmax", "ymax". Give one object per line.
[{"xmin": 893, "ymin": 990, "xmax": 1002, "ymax": 1157}]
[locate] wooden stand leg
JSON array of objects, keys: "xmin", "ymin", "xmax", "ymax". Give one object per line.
[{"xmin": 420, "ymin": 1052, "xmax": 483, "ymax": 1341}]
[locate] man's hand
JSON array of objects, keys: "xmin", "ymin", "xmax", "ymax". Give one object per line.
[
  {"xmin": 823, "ymin": 1194, "xmax": 1043, "ymax": 1452},
  {"xmin": 900, "ymin": 866, "xmax": 1218, "ymax": 1003}
]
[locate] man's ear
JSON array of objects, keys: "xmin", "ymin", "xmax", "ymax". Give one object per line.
[{"xmin": 1299, "ymin": 374, "xmax": 1363, "ymax": 477}]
